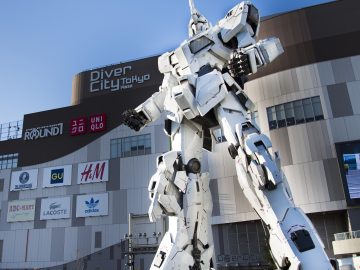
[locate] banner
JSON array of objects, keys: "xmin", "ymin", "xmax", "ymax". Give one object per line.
[
  {"xmin": 10, "ymin": 169, "xmax": 38, "ymax": 191},
  {"xmin": 77, "ymin": 160, "xmax": 109, "ymax": 184},
  {"xmin": 76, "ymin": 193, "xmax": 108, "ymax": 217},
  {"xmin": 7, "ymin": 199, "xmax": 36, "ymax": 222},
  {"xmin": 40, "ymin": 197, "xmax": 71, "ymax": 220},
  {"xmin": 43, "ymin": 165, "xmax": 72, "ymax": 188}
]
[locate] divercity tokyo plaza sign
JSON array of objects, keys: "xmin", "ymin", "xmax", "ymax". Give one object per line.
[
  {"xmin": 24, "ymin": 123, "xmax": 63, "ymax": 140},
  {"xmin": 89, "ymin": 65, "xmax": 151, "ymax": 92}
]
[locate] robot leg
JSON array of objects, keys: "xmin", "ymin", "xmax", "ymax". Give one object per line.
[{"xmin": 215, "ymin": 93, "xmax": 333, "ymax": 270}]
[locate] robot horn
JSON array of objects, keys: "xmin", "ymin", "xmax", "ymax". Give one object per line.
[{"xmin": 188, "ymin": 0, "xmax": 196, "ymax": 15}]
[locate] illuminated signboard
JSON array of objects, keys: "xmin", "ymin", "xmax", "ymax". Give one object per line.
[
  {"xmin": 10, "ymin": 169, "xmax": 38, "ymax": 191},
  {"xmin": 40, "ymin": 197, "xmax": 71, "ymax": 220},
  {"xmin": 70, "ymin": 114, "xmax": 106, "ymax": 136},
  {"xmin": 77, "ymin": 160, "xmax": 109, "ymax": 184},
  {"xmin": 7, "ymin": 199, "xmax": 36, "ymax": 222},
  {"xmin": 76, "ymin": 193, "xmax": 108, "ymax": 217},
  {"xmin": 43, "ymin": 165, "xmax": 72, "ymax": 188},
  {"xmin": 24, "ymin": 123, "xmax": 63, "ymax": 140}
]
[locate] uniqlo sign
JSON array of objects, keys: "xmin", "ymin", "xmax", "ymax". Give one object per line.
[
  {"xmin": 70, "ymin": 117, "xmax": 86, "ymax": 136},
  {"xmin": 77, "ymin": 160, "xmax": 109, "ymax": 184},
  {"xmin": 89, "ymin": 114, "xmax": 106, "ymax": 133}
]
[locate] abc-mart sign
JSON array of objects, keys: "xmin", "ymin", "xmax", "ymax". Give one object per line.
[
  {"xmin": 43, "ymin": 165, "xmax": 72, "ymax": 188},
  {"xmin": 24, "ymin": 123, "xmax": 63, "ymax": 140},
  {"xmin": 76, "ymin": 193, "xmax": 108, "ymax": 218},
  {"xmin": 40, "ymin": 197, "xmax": 71, "ymax": 220},
  {"xmin": 10, "ymin": 169, "xmax": 38, "ymax": 191},
  {"xmin": 77, "ymin": 160, "xmax": 109, "ymax": 184},
  {"xmin": 7, "ymin": 199, "xmax": 36, "ymax": 222}
]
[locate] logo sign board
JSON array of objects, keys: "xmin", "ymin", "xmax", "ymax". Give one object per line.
[
  {"xmin": 43, "ymin": 165, "xmax": 72, "ymax": 188},
  {"xmin": 7, "ymin": 199, "xmax": 36, "ymax": 222},
  {"xmin": 70, "ymin": 114, "xmax": 106, "ymax": 136},
  {"xmin": 76, "ymin": 193, "xmax": 108, "ymax": 217},
  {"xmin": 89, "ymin": 114, "xmax": 106, "ymax": 133},
  {"xmin": 89, "ymin": 65, "xmax": 151, "ymax": 93},
  {"xmin": 70, "ymin": 117, "xmax": 87, "ymax": 136},
  {"xmin": 40, "ymin": 197, "xmax": 71, "ymax": 220},
  {"xmin": 77, "ymin": 160, "xmax": 108, "ymax": 184},
  {"xmin": 24, "ymin": 123, "xmax": 63, "ymax": 140},
  {"xmin": 10, "ymin": 169, "xmax": 38, "ymax": 191}
]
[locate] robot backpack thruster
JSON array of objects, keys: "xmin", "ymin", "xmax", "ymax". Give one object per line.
[{"xmin": 123, "ymin": 1, "xmax": 336, "ymax": 269}]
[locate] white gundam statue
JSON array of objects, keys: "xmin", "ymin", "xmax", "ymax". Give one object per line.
[{"xmin": 123, "ymin": 1, "xmax": 336, "ymax": 269}]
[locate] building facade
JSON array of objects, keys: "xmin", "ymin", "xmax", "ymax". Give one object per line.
[{"xmin": 0, "ymin": 0, "xmax": 359, "ymax": 269}]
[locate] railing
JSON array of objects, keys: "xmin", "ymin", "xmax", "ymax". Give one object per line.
[
  {"xmin": 0, "ymin": 120, "xmax": 23, "ymax": 141},
  {"xmin": 334, "ymin": 230, "xmax": 360, "ymax": 241}
]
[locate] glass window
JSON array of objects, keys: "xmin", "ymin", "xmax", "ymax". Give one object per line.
[
  {"xmin": 303, "ymin": 98, "xmax": 315, "ymax": 122},
  {"xmin": 267, "ymin": 107, "xmax": 277, "ymax": 130},
  {"xmin": 276, "ymin": 104, "xmax": 286, "ymax": 128},
  {"xmin": 294, "ymin": 100, "xmax": 305, "ymax": 124},
  {"xmin": 110, "ymin": 134, "xmax": 152, "ymax": 158},
  {"xmin": 266, "ymin": 96, "xmax": 323, "ymax": 130},
  {"xmin": 311, "ymin": 96, "xmax": 324, "ymax": 120},
  {"xmin": 284, "ymin": 102, "xmax": 295, "ymax": 126}
]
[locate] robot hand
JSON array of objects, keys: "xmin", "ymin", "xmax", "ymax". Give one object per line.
[
  {"xmin": 227, "ymin": 50, "xmax": 250, "ymax": 89},
  {"xmin": 122, "ymin": 109, "xmax": 149, "ymax": 131}
]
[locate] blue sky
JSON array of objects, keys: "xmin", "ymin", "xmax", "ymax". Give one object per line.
[{"xmin": 0, "ymin": 0, "xmax": 334, "ymax": 125}]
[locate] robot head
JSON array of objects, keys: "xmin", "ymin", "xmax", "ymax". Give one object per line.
[{"xmin": 188, "ymin": 0, "xmax": 211, "ymax": 37}]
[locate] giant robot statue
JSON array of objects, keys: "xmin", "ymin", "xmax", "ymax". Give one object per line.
[{"xmin": 123, "ymin": 1, "xmax": 335, "ymax": 269}]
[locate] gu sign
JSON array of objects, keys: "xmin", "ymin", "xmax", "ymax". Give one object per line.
[
  {"xmin": 40, "ymin": 197, "xmax": 71, "ymax": 220},
  {"xmin": 24, "ymin": 123, "xmax": 63, "ymax": 140},
  {"xmin": 10, "ymin": 169, "xmax": 38, "ymax": 191},
  {"xmin": 7, "ymin": 199, "xmax": 36, "ymax": 222},
  {"xmin": 43, "ymin": 165, "xmax": 72, "ymax": 188},
  {"xmin": 76, "ymin": 193, "xmax": 109, "ymax": 217},
  {"xmin": 77, "ymin": 160, "xmax": 109, "ymax": 184}
]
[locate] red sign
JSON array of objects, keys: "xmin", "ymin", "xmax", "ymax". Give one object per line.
[
  {"xmin": 89, "ymin": 114, "xmax": 106, "ymax": 133},
  {"xmin": 70, "ymin": 117, "xmax": 87, "ymax": 136}
]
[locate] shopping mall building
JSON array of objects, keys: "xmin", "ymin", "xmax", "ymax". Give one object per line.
[{"xmin": 0, "ymin": 0, "xmax": 359, "ymax": 269}]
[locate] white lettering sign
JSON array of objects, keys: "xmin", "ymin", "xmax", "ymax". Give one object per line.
[
  {"xmin": 24, "ymin": 123, "xmax": 63, "ymax": 140},
  {"xmin": 40, "ymin": 197, "xmax": 71, "ymax": 220},
  {"xmin": 10, "ymin": 169, "xmax": 38, "ymax": 191},
  {"xmin": 89, "ymin": 66, "xmax": 151, "ymax": 92},
  {"xmin": 77, "ymin": 160, "xmax": 108, "ymax": 184},
  {"xmin": 76, "ymin": 193, "xmax": 108, "ymax": 217},
  {"xmin": 7, "ymin": 199, "xmax": 36, "ymax": 222},
  {"xmin": 43, "ymin": 165, "xmax": 72, "ymax": 188}
]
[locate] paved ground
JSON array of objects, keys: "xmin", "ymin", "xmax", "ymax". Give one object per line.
[{"xmin": 346, "ymin": 169, "xmax": 360, "ymax": 199}]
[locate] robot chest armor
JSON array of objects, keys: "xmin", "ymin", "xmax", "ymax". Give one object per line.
[{"xmin": 173, "ymin": 32, "xmax": 229, "ymax": 78}]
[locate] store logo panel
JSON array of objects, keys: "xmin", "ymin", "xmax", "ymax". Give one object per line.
[
  {"xmin": 10, "ymin": 169, "xmax": 38, "ymax": 191},
  {"xmin": 24, "ymin": 123, "xmax": 63, "ymax": 140},
  {"xmin": 76, "ymin": 193, "xmax": 108, "ymax": 217},
  {"xmin": 77, "ymin": 160, "xmax": 108, "ymax": 184},
  {"xmin": 43, "ymin": 165, "xmax": 72, "ymax": 188},
  {"xmin": 70, "ymin": 114, "xmax": 106, "ymax": 136},
  {"xmin": 40, "ymin": 197, "xmax": 71, "ymax": 220},
  {"xmin": 7, "ymin": 199, "xmax": 36, "ymax": 222}
]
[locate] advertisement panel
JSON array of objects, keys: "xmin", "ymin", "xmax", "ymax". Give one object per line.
[
  {"xmin": 77, "ymin": 160, "xmax": 108, "ymax": 184},
  {"xmin": 7, "ymin": 199, "xmax": 36, "ymax": 222},
  {"xmin": 76, "ymin": 193, "xmax": 108, "ymax": 218},
  {"xmin": 43, "ymin": 165, "xmax": 72, "ymax": 188},
  {"xmin": 336, "ymin": 140, "xmax": 360, "ymax": 206},
  {"xmin": 40, "ymin": 197, "xmax": 71, "ymax": 220},
  {"xmin": 10, "ymin": 169, "xmax": 38, "ymax": 191}
]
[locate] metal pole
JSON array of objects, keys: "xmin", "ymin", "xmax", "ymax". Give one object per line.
[{"xmin": 128, "ymin": 213, "xmax": 133, "ymax": 270}]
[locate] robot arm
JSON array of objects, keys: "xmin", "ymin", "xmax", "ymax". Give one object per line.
[
  {"xmin": 227, "ymin": 38, "xmax": 284, "ymax": 88},
  {"xmin": 122, "ymin": 74, "xmax": 170, "ymax": 131}
]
